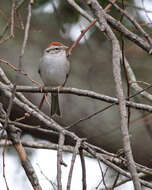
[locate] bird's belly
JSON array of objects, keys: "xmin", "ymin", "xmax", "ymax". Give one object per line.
[{"xmin": 41, "ymin": 64, "xmax": 66, "ymax": 87}]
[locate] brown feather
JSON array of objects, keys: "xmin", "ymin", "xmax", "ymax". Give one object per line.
[{"xmin": 47, "ymin": 41, "xmax": 64, "ymax": 48}]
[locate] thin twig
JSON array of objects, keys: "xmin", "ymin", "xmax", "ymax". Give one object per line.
[
  {"xmin": 37, "ymin": 163, "xmax": 57, "ymax": 190},
  {"xmin": 79, "ymin": 148, "xmax": 87, "ymax": 190},
  {"xmin": 0, "ymin": 9, "xmax": 9, "ymax": 21},
  {"xmin": 0, "ymin": 0, "xmax": 15, "ymax": 44},
  {"xmin": 111, "ymin": 172, "xmax": 120, "ymax": 188},
  {"xmin": 67, "ymin": 0, "xmax": 152, "ymax": 53},
  {"xmin": 0, "ymin": 137, "xmax": 152, "ymax": 185},
  {"xmin": 106, "ymin": 0, "xmax": 152, "ymax": 45},
  {"xmin": 83, "ymin": 143, "xmax": 152, "ymax": 188},
  {"xmin": 96, "ymin": 160, "xmax": 108, "ymax": 190},
  {"xmin": 0, "ymin": 86, "xmax": 152, "ymax": 190},
  {"xmin": 67, "ymin": 139, "xmax": 82, "ymax": 190},
  {"xmin": 0, "ymin": 58, "xmax": 41, "ymax": 86},
  {"xmin": 66, "ymin": 103, "xmax": 115, "ymax": 129},
  {"xmin": 67, "ymin": 18, "xmax": 97, "ymax": 57},
  {"xmin": 16, "ymin": 10, "xmax": 24, "ymax": 30},
  {"xmin": 2, "ymin": 1, "xmax": 41, "ymax": 189},
  {"xmin": 3, "ymin": 0, "xmax": 32, "ymax": 132},
  {"xmin": 57, "ymin": 132, "xmax": 65, "ymax": 190},
  {"xmin": 2, "ymin": 137, "xmax": 9, "ymax": 190},
  {"xmin": 113, "ymin": 173, "xmax": 145, "ymax": 188},
  {"xmin": 15, "ymin": 0, "xmax": 25, "ymax": 10},
  {"xmin": 117, "ymin": 0, "xmax": 152, "ymax": 13},
  {"xmin": 67, "ymin": 0, "xmax": 116, "ymax": 57}
]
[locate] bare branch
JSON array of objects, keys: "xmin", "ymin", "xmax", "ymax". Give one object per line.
[
  {"xmin": 67, "ymin": 0, "xmax": 117, "ymax": 57},
  {"xmin": 83, "ymin": 143, "xmax": 152, "ymax": 189},
  {"xmin": 79, "ymin": 148, "xmax": 87, "ymax": 190},
  {"xmin": 67, "ymin": 18, "xmax": 97, "ymax": 57},
  {"xmin": 0, "ymin": 104, "xmax": 42, "ymax": 190},
  {"xmin": 106, "ymin": 0, "xmax": 152, "ymax": 45},
  {"xmin": 0, "ymin": 58, "xmax": 43, "ymax": 86},
  {"xmin": 1, "ymin": 0, "xmax": 152, "ymax": 189},
  {"xmin": 0, "ymin": 0, "xmax": 15, "ymax": 44},
  {"xmin": 97, "ymin": 160, "xmax": 108, "ymax": 189},
  {"xmin": 57, "ymin": 133, "xmax": 65, "ymax": 190},
  {"xmin": 67, "ymin": 139, "xmax": 81, "ymax": 190},
  {"xmin": 15, "ymin": 85, "xmax": 152, "ymax": 112},
  {"xmin": 7, "ymin": 125, "xmax": 42, "ymax": 190},
  {"xmin": 124, "ymin": 57, "xmax": 152, "ymax": 102},
  {"xmin": 3, "ymin": 0, "xmax": 32, "ymax": 132},
  {"xmin": 37, "ymin": 164, "xmax": 57, "ymax": 190},
  {"xmin": 67, "ymin": 0, "xmax": 152, "ymax": 53},
  {"xmin": 2, "ymin": 138, "xmax": 9, "ymax": 190},
  {"xmin": 84, "ymin": 0, "xmax": 141, "ymax": 189}
]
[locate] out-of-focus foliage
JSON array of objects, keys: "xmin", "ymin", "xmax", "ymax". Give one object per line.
[
  {"xmin": 34, "ymin": 0, "xmax": 51, "ymax": 7},
  {"xmin": 33, "ymin": 0, "xmax": 80, "ymax": 23}
]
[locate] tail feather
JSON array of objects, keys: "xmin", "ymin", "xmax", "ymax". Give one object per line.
[{"xmin": 51, "ymin": 93, "xmax": 61, "ymax": 116}]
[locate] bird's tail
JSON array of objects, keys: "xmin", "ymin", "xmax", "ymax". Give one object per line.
[{"xmin": 51, "ymin": 93, "xmax": 61, "ymax": 116}]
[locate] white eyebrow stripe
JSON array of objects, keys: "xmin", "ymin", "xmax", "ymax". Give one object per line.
[{"xmin": 46, "ymin": 46, "xmax": 64, "ymax": 52}]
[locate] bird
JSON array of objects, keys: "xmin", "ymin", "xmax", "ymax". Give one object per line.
[{"xmin": 38, "ymin": 41, "xmax": 70, "ymax": 116}]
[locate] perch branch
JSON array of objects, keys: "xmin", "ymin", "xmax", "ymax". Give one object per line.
[{"xmin": 15, "ymin": 85, "xmax": 152, "ymax": 112}]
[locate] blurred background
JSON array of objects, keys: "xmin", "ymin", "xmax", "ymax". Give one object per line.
[{"xmin": 0, "ymin": 0, "xmax": 152, "ymax": 189}]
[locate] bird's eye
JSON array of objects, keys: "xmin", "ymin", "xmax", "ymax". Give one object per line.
[{"xmin": 54, "ymin": 47, "xmax": 59, "ymax": 50}]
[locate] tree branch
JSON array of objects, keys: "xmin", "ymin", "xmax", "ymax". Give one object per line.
[
  {"xmin": 84, "ymin": 0, "xmax": 141, "ymax": 189},
  {"xmin": 15, "ymin": 85, "xmax": 152, "ymax": 112}
]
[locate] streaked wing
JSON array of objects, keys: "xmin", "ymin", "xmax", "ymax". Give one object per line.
[{"xmin": 63, "ymin": 60, "xmax": 70, "ymax": 86}]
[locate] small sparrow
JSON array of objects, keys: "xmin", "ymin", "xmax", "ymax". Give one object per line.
[{"xmin": 38, "ymin": 41, "xmax": 70, "ymax": 116}]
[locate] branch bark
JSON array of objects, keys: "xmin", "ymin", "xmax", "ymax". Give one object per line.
[
  {"xmin": 15, "ymin": 85, "xmax": 152, "ymax": 112},
  {"xmin": 84, "ymin": 0, "xmax": 141, "ymax": 189}
]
